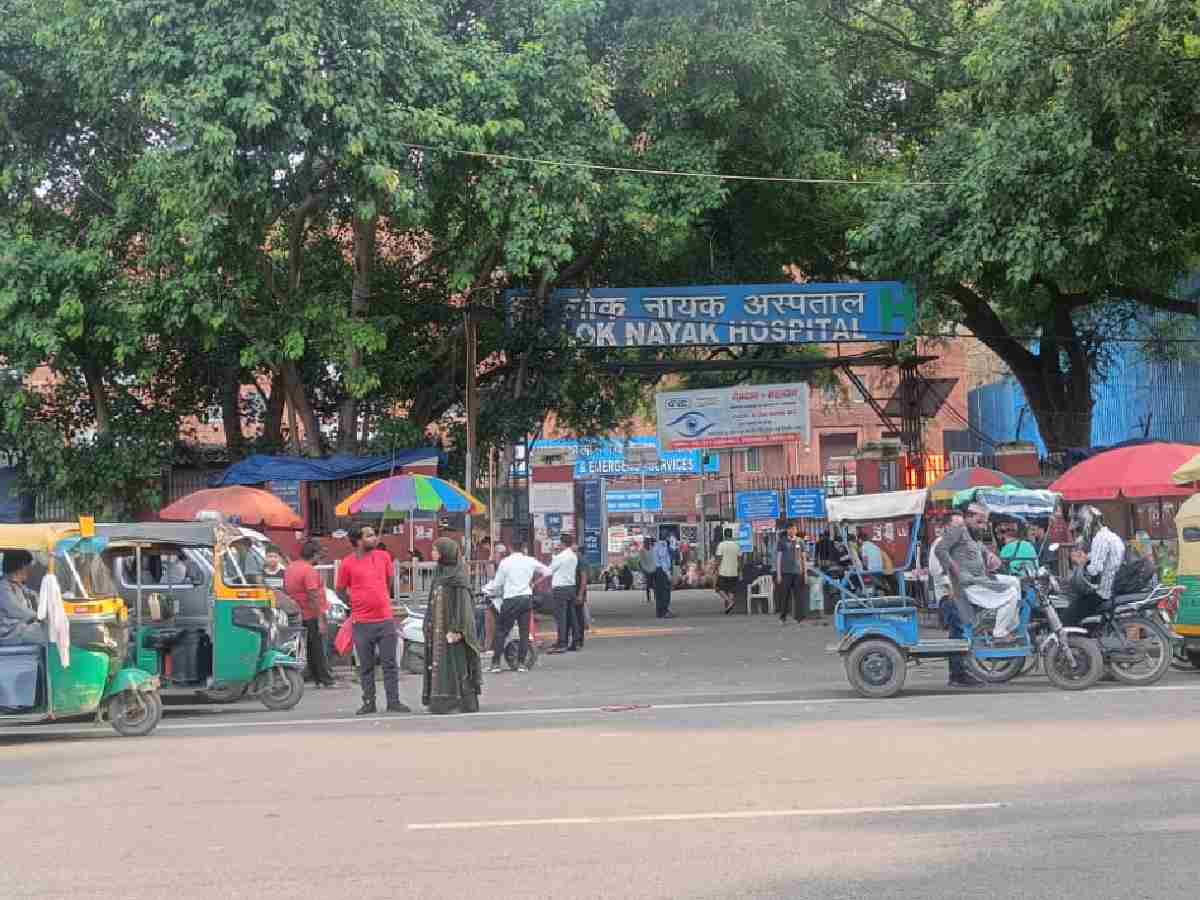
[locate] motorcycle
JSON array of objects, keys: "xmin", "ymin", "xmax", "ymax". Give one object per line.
[{"xmin": 1055, "ymin": 575, "xmax": 1177, "ymax": 686}]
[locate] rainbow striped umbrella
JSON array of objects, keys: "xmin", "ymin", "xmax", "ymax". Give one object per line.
[{"xmin": 334, "ymin": 474, "xmax": 487, "ymax": 518}]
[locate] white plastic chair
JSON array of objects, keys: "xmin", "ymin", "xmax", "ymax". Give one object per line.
[{"xmin": 748, "ymin": 575, "xmax": 774, "ymax": 615}]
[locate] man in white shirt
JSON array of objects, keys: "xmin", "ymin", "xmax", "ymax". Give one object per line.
[
  {"xmin": 858, "ymin": 529, "xmax": 885, "ymax": 573},
  {"xmin": 481, "ymin": 543, "xmax": 551, "ymax": 673},
  {"xmin": 714, "ymin": 528, "xmax": 741, "ymax": 613},
  {"xmin": 548, "ymin": 534, "xmax": 580, "ymax": 654}
]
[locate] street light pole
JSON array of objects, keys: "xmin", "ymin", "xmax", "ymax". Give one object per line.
[{"xmin": 464, "ymin": 306, "xmax": 478, "ymax": 560}]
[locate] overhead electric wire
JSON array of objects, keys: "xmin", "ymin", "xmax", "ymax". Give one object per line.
[{"xmin": 398, "ymin": 142, "xmax": 952, "ymax": 188}]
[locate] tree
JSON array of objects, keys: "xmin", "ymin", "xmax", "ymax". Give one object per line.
[{"xmin": 841, "ymin": 0, "xmax": 1200, "ymax": 449}]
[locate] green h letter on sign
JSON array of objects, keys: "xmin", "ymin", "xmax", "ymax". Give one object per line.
[{"xmin": 880, "ymin": 284, "xmax": 917, "ymax": 338}]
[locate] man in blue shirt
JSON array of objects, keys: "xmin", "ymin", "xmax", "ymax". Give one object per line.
[{"xmin": 653, "ymin": 535, "xmax": 675, "ymax": 619}]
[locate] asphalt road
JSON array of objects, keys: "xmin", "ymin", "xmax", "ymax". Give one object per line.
[{"xmin": 5, "ymin": 588, "xmax": 1200, "ymax": 899}]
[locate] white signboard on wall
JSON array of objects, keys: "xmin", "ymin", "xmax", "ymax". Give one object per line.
[
  {"xmin": 529, "ymin": 482, "xmax": 575, "ymax": 514},
  {"xmin": 656, "ymin": 382, "xmax": 810, "ymax": 451}
]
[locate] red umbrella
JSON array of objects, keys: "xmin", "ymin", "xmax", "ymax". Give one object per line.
[
  {"xmin": 1049, "ymin": 442, "xmax": 1200, "ymax": 501},
  {"xmin": 160, "ymin": 486, "xmax": 303, "ymax": 529}
]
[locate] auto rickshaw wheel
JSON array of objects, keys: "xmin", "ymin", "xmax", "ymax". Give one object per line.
[
  {"xmin": 259, "ymin": 667, "xmax": 304, "ymax": 711},
  {"xmin": 844, "ymin": 640, "xmax": 906, "ymax": 699},
  {"xmin": 198, "ymin": 685, "xmax": 247, "ymax": 704},
  {"xmin": 109, "ymin": 690, "xmax": 163, "ymax": 737},
  {"xmin": 964, "ymin": 656, "xmax": 1025, "ymax": 684}
]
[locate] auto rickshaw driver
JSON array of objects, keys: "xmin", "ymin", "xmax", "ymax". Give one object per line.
[{"xmin": 0, "ymin": 550, "xmax": 46, "ymax": 644}]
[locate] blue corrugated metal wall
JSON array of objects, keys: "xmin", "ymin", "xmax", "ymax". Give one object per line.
[{"xmin": 970, "ymin": 352, "xmax": 1200, "ymax": 450}]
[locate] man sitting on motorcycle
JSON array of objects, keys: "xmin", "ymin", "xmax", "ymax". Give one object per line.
[
  {"xmin": 1061, "ymin": 506, "xmax": 1126, "ymax": 626},
  {"xmin": 934, "ymin": 504, "xmax": 1022, "ymax": 645}
]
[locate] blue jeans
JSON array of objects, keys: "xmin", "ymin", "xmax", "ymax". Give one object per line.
[{"xmin": 941, "ymin": 599, "xmax": 967, "ymax": 679}]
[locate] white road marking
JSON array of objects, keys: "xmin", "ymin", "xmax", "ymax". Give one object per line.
[
  {"xmin": 10, "ymin": 682, "xmax": 1200, "ymax": 738},
  {"xmin": 407, "ymin": 801, "xmax": 1009, "ymax": 831}
]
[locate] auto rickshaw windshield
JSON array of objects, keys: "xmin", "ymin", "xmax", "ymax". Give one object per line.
[
  {"xmin": 1, "ymin": 544, "xmax": 117, "ymax": 599},
  {"xmin": 215, "ymin": 538, "xmax": 265, "ymax": 587}
]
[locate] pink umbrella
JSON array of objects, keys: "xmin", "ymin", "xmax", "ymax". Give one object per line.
[{"xmin": 1050, "ymin": 442, "xmax": 1200, "ymax": 501}]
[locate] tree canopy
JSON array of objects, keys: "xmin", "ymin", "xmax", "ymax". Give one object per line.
[{"xmin": 2, "ymin": 0, "xmax": 1198, "ymax": 513}]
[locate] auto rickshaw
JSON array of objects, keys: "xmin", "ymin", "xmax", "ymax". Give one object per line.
[
  {"xmin": 95, "ymin": 522, "xmax": 305, "ymax": 710},
  {"xmin": 1171, "ymin": 493, "xmax": 1200, "ymax": 667},
  {"xmin": 0, "ymin": 522, "xmax": 162, "ymax": 737}
]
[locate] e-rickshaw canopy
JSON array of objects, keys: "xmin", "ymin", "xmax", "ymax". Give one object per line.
[{"xmin": 825, "ymin": 489, "xmax": 928, "ymax": 524}]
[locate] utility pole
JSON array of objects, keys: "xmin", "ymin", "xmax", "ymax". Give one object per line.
[{"xmin": 464, "ymin": 306, "xmax": 478, "ymax": 560}]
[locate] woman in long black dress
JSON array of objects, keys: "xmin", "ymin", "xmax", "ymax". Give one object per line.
[{"xmin": 422, "ymin": 538, "xmax": 482, "ymax": 714}]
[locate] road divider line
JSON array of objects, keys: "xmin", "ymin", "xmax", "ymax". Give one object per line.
[{"xmin": 407, "ymin": 801, "xmax": 1009, "ymax": 831}]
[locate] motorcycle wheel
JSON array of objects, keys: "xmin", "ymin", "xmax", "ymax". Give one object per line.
[
  {"xmin": 1044, "ymin": 635, "xmax": 1104, "ymax": 691},
  {"xmin": 504, "ymin": 641, "xmax": 538, "ymax": 670},
  {"xmin": 1105, "ymin": 616, "xmax": 1172, "ymax": 686},
  {"xmin": 964, "ymin": 656, "xmax": 1025, "ymax": 684}
]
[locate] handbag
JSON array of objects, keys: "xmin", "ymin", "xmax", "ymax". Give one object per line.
[{"xmin": 334, "ymin": 618, "xmax": 355, "ymax": 656}]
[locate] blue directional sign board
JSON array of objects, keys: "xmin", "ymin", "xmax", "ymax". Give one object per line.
[
  {"xmin": 508, "ymin": 282, "xmax": 916, "ymax": 348},
  {"xmin": 786, "ymin": 488, "xmax": 827, "ymax": 519},
  {"xmin": 607, "ymin": 490, "xmax": 663, "ymax": 513},
  {"xmin": 736, "ymin": 490, "xmax": 780, "ymax": 522}
]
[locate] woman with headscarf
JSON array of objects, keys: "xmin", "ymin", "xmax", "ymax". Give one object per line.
[{"xmin": 422, "ymin": 538, "xmax": 482, "ymax": 714}]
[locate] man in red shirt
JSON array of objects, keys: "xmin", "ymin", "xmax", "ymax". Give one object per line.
[
  {"xmin": 285, "ymin": 539, "xmax": 336, "ymax": 689},
  {"xmin": 336, "ymin": 525, "xmax": 409, "ymax": 715}
]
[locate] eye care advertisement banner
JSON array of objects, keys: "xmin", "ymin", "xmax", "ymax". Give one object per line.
[{"xmin": 655, "ymin": 383, "xmax": 811, "ymax": 451}]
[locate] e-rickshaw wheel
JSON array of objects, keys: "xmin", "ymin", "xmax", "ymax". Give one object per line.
[
  {"xmin": 109, "ymin": 690, "xmax": 163, "ymax": 737},
  {"xmin": 844, "ymin": 640, "xmax": 907, "ymax": 698}
]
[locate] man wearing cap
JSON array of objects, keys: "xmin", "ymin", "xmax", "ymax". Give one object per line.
[{"xmin": 935, "ymin": 504, "xmax": 1021, "ymax": 645}]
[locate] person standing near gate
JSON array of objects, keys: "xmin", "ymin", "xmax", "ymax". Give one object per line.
[
  {"xmin": 776, "ymin": 521, "xmax": 807, "ymax": 624},
  {"xmin": 548, "ymin": 534, "xmax": 579, "ymax": 654},
  {"xmin": 337, "ymin": 526, "xmax": 409, "ymax": 715},
  {"xmin": 653, "ymin": 534, "xmax": 675, "ymax": 618}
]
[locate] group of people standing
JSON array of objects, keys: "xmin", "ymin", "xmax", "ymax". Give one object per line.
[{"xmin": 712, "ymin": 521, "xmax": 813, "ymax": 622}]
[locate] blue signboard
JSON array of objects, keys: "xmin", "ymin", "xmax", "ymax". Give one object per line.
[
  {"xmin": 607, "ymin": 490, "xmax": 664, "ymax": 513},
  {"xmin": 738, "ymin": 523, "xmax": 753, "ymax": 553},
  {"xmin": 582, "ymin": 529, "xmax": 602, "ymax": 566},
  {"xmin": 575, "ymin": 450, "xmax": 714, "ymax": 479},
  {"xmin": 545, "ymin": 512, "xmax": 563, "ymax": 536},
  {"xmin": 736, "ymin": 490, "xmax": 780, "ymax": 522},
  {"xmin": 267, "ymin": 479, "xmax": 304, "ymax": 521},
  {"xmin": 509, "ymin": 282, "xmax": 915, "ymax": 348},
  {"xmin": 582, "ymin": 481, "xmax": 602, "ymax": 530},
  {"xmin": 786, "ymin": 488, "xmax": 827, "ymax": 519}
]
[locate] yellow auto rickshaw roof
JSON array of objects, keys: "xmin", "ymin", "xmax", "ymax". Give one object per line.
[
  {"xmin": 1177, "ymin": 494, "xmax": 1200, "ymax": 527},
  {"xmin": 0, "ymin": 523, "xmax": 82, "ymax": 552}
]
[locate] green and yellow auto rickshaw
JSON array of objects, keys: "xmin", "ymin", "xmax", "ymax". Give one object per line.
[
  {"xmin": 96, "ymin": 521, "xmax": 304, "ymax": 710},
  {"xmin": 1171, "ymin": 494, "xmax": 1200, "ymax": 667},
  {"xmin": 0, "ymin": 523, "xmax": 162, "ymax": 737}
]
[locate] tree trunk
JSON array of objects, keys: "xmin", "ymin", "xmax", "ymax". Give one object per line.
[
  {"xmin": 80, "ymin": 358, "xmax": 111, "ymax": 437},
  {"xmin": 1007, "ymin": 359, "xmax": 1094, "ymax": 451},
  {"xmin": 337, "ymin": 213, "xmax": 378, "ymax": 454},
  {"xmin": 262, "ymin": 378, "xmax": 285, "ymax": 449},
  {"xmin": 219, "ymin": 370, "xmax": 246, "ymax": 456},
  {"xmin": 278, "ymin": 360, "xmax": 324, "ymax": 457}
]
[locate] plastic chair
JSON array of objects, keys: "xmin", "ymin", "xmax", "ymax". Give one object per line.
[{"xmin": 748, "ymin": 575, "xmax": 774, "ymax": 615}]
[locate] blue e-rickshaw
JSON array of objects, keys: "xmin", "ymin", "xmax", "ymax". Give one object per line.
[{"xmin": 828, "ymin": 487, "xmax": 1104, "ymax": 698}]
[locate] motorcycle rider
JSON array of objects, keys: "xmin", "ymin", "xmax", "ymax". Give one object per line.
[{"xmin": 1061, "ymin": 506, "xmax": 1126, "ymax": 626}]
